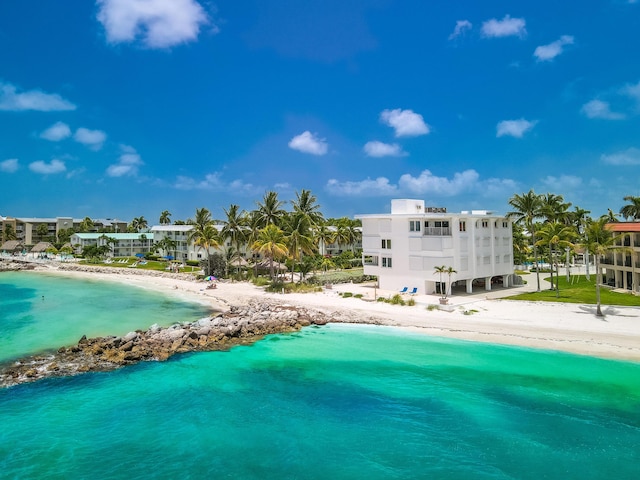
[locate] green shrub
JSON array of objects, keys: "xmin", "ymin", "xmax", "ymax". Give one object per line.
[
  {"xmin": 341, "ymin": 292, "xmax": 354, "ymax": 298},
  {"xmin": 377, "ymin": 297, "xmax": 386, "ymax": 302},
  {"xmin": 389, "ymin": 294, "xmax": 405, "ymax": 306},
  {"xmin": 354, "ymin": 294, "xmax": 363, "ymax": 299},
  {"xmin": 186, "ymin": 260, "xmax": 200, "ymax": 267},
  {"xmin": 406, "ymin": 298, "xmax": 416, "ymax": 306},
  {"xmin": 426, "ymin": 304, "xmax": 438, "ymax": 311},
  {"xmin": 252, "ymin": 277, "xmax": 271, "ymax": 287}
]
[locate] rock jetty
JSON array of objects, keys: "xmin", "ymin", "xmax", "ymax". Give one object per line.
[{"xmin": 0, "ymin": 302, "xmax": 332, "ymax": 389}]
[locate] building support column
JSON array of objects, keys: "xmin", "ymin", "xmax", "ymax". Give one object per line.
[
  {"xmin": 466, "ymin": 279, "xmax": 473, "ymax": 294},
  {"xmin": 502, "ymin": 274, "xmax": 510, "ymax": 288},
  {"xmin": 485, "ymin": 276, "xmax": 492, "ymax": 291}
]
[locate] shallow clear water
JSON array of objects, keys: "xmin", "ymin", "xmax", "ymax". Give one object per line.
[
  {"xmin": 0, "ymin": 271, "xmax": 212, "ymax": 363},
  {"xmin": 1, "ymin": 274, "xmax": 639, "ymax": 479}
]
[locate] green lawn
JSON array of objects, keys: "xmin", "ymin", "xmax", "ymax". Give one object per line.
[
  {"xmin": 507, "ymin": 275, "xmax": 640, "ymax": 307},
  {"xmin": 80, "ymin": 257, "xmax": 199, "ymax": 274}
]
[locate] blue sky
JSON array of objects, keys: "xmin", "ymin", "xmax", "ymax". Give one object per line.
[{"xmin": 1, "ymin": 0, "xmax": 639, "ymax": 223}]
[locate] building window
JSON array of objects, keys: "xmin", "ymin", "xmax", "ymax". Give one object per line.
[
  {"xmin": 382, "ymin": 257, "xmax": 393, "ymax": 268},
  {"xmin": 459, "ymin": 221, "xmax": 466, "ymax": 232},
  {"xmin": 502, "ymin": 221, "xmax": 508, "ymax": 228},
  {"xmin": 409, "ymin": 220, "xmax": 421, "ymax": 232},
  {"xmin": 364, "ymin": 255, "xmax": 379, "ymax": 266},
  {"xmin": 482, "ymin": 220, "xmax": 489, "ymax": 228},
  {"xmin": 382, "ymin": 239, "xmax": 392, "ymax": 249}
]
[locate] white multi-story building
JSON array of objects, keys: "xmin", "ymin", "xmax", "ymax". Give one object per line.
[
  {"xmin": 70, "ymin": 233, "xmax": 155, "ymax": 257},
  {"xmin": 356, "ymin": 199, "xmax": 514, "ymax": 295}
]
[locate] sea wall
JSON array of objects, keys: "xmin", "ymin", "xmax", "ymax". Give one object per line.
[{"xmin": 0, "ymin": 302, "xmax": 333, "ymax": 388}]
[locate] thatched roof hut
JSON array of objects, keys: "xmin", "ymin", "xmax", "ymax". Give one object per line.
[{"xmin": 0, "ymin": 240, "xmax": 23, "ymax": 253}]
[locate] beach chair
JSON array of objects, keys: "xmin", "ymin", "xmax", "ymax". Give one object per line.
[
  {"xmin": 409, "ymin": 287, "xmax": 417, "ymax": 295},
  {"xmin": 399, "ymin": 287, "xmax": 408, "ymax": 294}
]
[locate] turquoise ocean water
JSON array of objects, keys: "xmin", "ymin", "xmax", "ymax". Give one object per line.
[{"xmin": 1, "ymin": 273, "xmax": 639, "ymax": 479}]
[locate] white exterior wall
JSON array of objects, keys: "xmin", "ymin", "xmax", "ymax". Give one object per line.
[{"xmin": 357, "ymin": 202, "xmax": 513, "ymax": 295}]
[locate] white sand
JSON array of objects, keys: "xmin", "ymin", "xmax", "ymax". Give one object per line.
[{"xmin": 35, "ymin": 265, "xmax": 640, "ymax": 362}]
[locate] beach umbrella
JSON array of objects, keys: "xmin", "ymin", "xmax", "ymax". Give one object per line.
[
  {"xmin": 205, "ymin": 275, "xmax": 213, "ymax": 281},
  {"xmin": 135, "ymin": 253, "xmax": 145, "ymax": 258},
  {"xmin": 164, "ymin": 255, "xmax": 174, "ymax": 260}
]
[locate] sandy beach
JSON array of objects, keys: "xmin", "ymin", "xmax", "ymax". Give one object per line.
[{"xmin": 27, "ymin": 263, "xmax": 640, "ymax": 362}]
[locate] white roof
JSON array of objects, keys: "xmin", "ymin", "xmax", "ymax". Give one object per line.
[{"xmin": 150, "ymin": 225, "xmax": 194, "ymax": 232}]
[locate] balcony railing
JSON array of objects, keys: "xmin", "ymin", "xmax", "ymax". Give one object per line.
[{"xmin": 423, "ymin": 227, "xmax": 452, "ymax": 236}]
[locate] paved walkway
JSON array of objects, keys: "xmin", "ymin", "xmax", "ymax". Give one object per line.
[{"xmin": 331, "ymin": 268, "xmax": 595, "ymax": 309}]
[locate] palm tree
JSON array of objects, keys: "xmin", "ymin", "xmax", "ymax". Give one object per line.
[
  {"xmin": 155, "ymin": 237, "xmax": 177, "ymax": 260},
  {"xmin": 292, "ymin": 189, "xmax": 324, "ymax": 228},
  {"xmin": 189, "ymin": 223, "xmax": 221, "ymax": 276},
  {"xmin": 445, "ymin": 266, "xmax": 457, "ymax": 298},
  {"xmin": 221, "ymin": 204, "xmax": 247, "ymax": 277},
  {"xmin": 3, "ymin": 224, "xmax": 17, "ymax": 242},
  {"xmin": 506, "ymin": 190, "xmax": 543, "ymax": 292},
  {"xmin": 511, "ymin": 223, "xmax": 530, "ymax": 266},
  {"xmin": 36, "ymin": 223, "xmax": 49, "ymax": 242},
  {"xmin": 535, "ymin": 222, "xmax": 577, "ymax": 296},
  {"xmin": 283, "ymin": 212, "xmax": 316, "ymax": 282},
  {"xmin": 580, "ymin": 218, "xmax": 618, "ymax": 316},
  {"xmin": 192, "ymin": 207, "xmax": 212, "ymax": 229},
  {"xmin": 243, "ymin": 210, "xmax": 264, "ymax": 276},
  {"xmin": 540, "ymin": 193, "xmax": 572, "ymax": 224},
  {"xmin": 159, "ymin": 210, "xmax": 171, "ymax": 225},
  {"xmin": 433, "ymin": 265, "xmax": 448, "ymax": 299},
  {"xmin": 320, "ymin": 256, "xmax": 335, "ymax": 274},
  {"xmin": 315, "ymin": 223, "xmax": 336, "ymax": 256},
  {"xmin": 79, "ymin": 217, "xmax": 94, "ymax": 233},
  {"xmin": 130, "ymin": 216, "xmax": 148, "ymax": 233},
  {"xmin": 620, "ymin": 195, "xmax": 640, "ymax": 221},
  {"xmin": 252, "ymin": 224, "xmax": 288, "ymax": 280},
  {"xmin": 256, "ymin": 191, "xmax": 286, "ymax": 227}
]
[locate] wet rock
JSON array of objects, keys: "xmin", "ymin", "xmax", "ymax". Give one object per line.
[{"xmin": 1, "ymin": 300, "xmax": 337, "ymax": 388}]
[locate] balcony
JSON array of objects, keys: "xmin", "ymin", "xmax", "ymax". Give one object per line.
[
  {"xmin": 363, "ymin": 255, "xmax": 379, "ymax": 266},
  {"xmin": 423, "ymin": 227, "xmax": 452, "ymax": 236}
]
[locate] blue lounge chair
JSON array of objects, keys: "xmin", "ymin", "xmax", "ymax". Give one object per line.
[
  {"xmin": 399, "ymin": 287, "xmax": 408, "ymax": 294},
  {"xmin": 409, "ymin": 287, "xmax": 418, "ymax": 295}
]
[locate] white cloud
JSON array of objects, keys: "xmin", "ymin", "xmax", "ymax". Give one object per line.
[
  {"xmin": 106, "ymin": 144, "xmax": 143, "ymax": 177},
  {"xmin": 40, "ymin": 121, "xmax": 72, "ymax": 141},
  {"xmin": 96, "ymin": 0, "xmax": 211, "ymax": 49},
  {"xmin": 448, "ymin": 20, "xmax": 472, "ymax": 40},
  {"xmin": 0, "ymin": 158, "xmax": 19, "ymax": 173},
  {"xmin": 534, "ymin": 35, "xmax": 574, "ymax": 61},
  {"xmin": 74, "ymin": 127, "xmax": 107, "ymax": 150},
  {"xmin": 380, "ymin": 108, "xmax": 430, "ymax": 137},
  {"xmin": 496, "ymin": 119, "xmax": 536, "ymax": 138},
  {"xmin": 288, "ymin": 131, "xmax": 329, "ymax": 155},
  {"xmin": 622, "ymin": 80, "xmax": 640, "ymax": 101},
  {"xmin": 326, "ymin": 169, "xmax": 516, "ymax": 199},
  {"xmin": 325, "ymin": 177, "xmax": 398, "ymax": 196},
  {"xmin": 0, "ymin": 82, "xmax": 76, "ymax": 112},
  {"xmin": 481, "ymin": 15, "xmax": 526, "ymax": 38},
  {"xmin": 580, "ymin": 99, "xmax": 625, "ymax": 120},
  {"xmin": 399, "ymin": 169, "xmax": 480, "ymax": 195},
  {"xmin": 363, "ymin": 141, "xmax": 407, "ymax": 157},
  {"xmin": 542, "ymin": 175, "xmax": 583, "ymax": 191},
  {"xmin": 29, "ymin": 159, "xmax": 66, "ymax": 175},
  {"xmin": 601, "ymin": 147, "xmax": 640, "ymax": 165},
  {"xmin": 174, "ymin": 172, "xmax": 259, "ymax": 194}
]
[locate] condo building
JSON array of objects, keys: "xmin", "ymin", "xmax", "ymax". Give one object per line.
[{"xmin": 356, "ymin": 199, "xmax": 514, "ymax": 295}]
